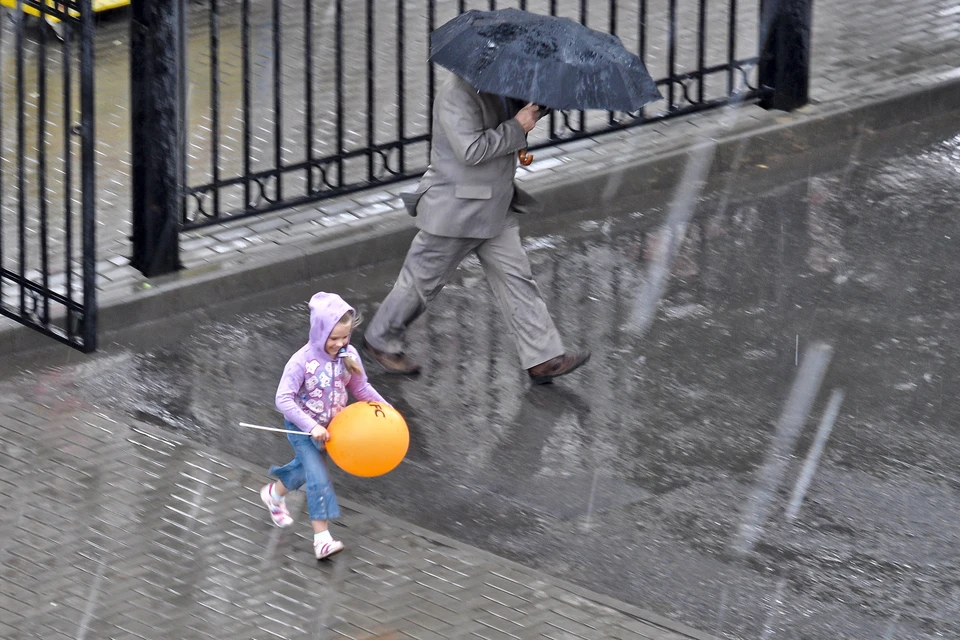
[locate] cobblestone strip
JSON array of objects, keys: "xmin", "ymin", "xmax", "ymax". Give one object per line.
[{"xmin": 0, "ymin": 387, "xmax": 715, "ymax": 639}]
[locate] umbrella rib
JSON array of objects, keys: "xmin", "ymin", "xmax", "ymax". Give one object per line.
[{"xmin": 612, "ymin": 65, "xmax": 640, "ymax": 112}]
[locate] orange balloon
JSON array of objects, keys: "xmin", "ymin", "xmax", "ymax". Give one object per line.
[{"xmin": 326, "ymin": 401, "xmax": 409, "ymax": 477}]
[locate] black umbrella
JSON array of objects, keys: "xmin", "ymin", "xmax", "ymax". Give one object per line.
[{"xmin": 430, "ymin": 8, "xmax": 662, "ymax": 113}]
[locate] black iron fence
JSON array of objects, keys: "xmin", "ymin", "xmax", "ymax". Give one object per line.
[
  {"xmin": 177, "ymin": 0, "xmax": 769, "ymax": 232},
  {"xmin": 127, "ymin": 0, "xmax": 810, "ymax": 275},
  {"xmin": 0, "ymin": 0, "xmax": 97, "ymax": 352}
]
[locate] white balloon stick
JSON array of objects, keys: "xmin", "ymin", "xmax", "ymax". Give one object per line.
[{"xmin": 238, "ymin": 422, "xmax": 312, "ymax": 435}]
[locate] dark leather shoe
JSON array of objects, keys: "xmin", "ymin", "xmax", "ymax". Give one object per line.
[
  {"xmin": 360, "ymin": 336, "xmax": 421, "ymax": 375},
  {"xmin": 527, "ymin": 351, "xmax": 591, "ymax": 385}
]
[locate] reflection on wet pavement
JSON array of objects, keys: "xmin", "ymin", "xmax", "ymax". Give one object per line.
[{"xmin": 18, "ymin": 123, "xmax": 960, "ymax": 639}]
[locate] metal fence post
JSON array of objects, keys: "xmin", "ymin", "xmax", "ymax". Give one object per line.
[
  {"xmin": 758, "ymin": 0, "xmax": 813, "ymax": 111},
  {"xmin": 131, "ymin": 0, "xmax": 183, "ymax": 276},
  {"xmin": 80, "ymin": 0, "xmax": 98, "ymax": 350}
]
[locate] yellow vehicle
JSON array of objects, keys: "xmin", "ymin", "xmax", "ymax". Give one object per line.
[{"xmin": 2, "ymin": 0, "xmax": 130, "ymax": 38}]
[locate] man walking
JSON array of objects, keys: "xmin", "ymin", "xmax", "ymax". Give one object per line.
[{"xmin": 361, "ymin": 73, "xmax": 589, "ymax": 385}]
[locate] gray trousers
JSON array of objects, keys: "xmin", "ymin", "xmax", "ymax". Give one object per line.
[{"xmin": 365, "ymin": 219, "xmax": 564, "ymax": 370}]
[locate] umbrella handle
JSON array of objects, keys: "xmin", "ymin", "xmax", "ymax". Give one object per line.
[{"xmin": 518, "ymin": 149, "xmax": 533, "ymax": 166}]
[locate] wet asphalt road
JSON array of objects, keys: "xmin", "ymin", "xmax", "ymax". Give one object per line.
[{"xmin": 7, "ymin": 112, "xmax": 960, "ymax": 639}]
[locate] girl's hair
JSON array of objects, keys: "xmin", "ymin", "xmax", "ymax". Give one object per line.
[{"xmin": 337, "ymin": 311, "xmax": 363, "ymax": 375}]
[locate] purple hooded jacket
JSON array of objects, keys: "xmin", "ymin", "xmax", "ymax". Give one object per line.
[{"xmin": 275, "ymin": 292, "xmax": 385, "ymax": 432}]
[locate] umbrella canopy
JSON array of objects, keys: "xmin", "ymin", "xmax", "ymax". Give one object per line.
[{"xmin": 430, "ymin": 8, "xmax": 662, "ymax": 113}]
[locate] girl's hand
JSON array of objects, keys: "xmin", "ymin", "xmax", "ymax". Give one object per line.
[{"xmin": 310, "ymin": 424, "xmax": 330, "ymax": 442}]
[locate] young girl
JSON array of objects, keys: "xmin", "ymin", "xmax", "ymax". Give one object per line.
[{"xmin": 260, "ymin": 291, "xmax": 386, "ymax": 559}]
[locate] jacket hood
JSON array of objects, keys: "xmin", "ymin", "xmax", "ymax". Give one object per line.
[{"xmin": 308, "ymin": 292, "xmax": 354, "ymax": 358}]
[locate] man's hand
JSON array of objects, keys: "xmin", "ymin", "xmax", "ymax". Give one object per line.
[{"xmin": 514, "ymin": 103, "xmax": 541, "ymax": 133}]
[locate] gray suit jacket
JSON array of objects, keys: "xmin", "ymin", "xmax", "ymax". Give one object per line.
[{"xmin": 402, "ymin": 75, "xmax": 544, "ymax": 239}]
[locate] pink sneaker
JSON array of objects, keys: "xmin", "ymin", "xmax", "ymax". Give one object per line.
[
  {"xmin": 314, "ymin": 538, "xmax": 344, "ymax": 560},
  {"xmin": 260, "ymin": 483, "xmax": 293, "ymax": 528}
]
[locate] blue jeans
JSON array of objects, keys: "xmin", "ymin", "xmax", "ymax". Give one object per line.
[{"xmin": 269, "ymin": 421, "xmax": 341, "ymax": 521}]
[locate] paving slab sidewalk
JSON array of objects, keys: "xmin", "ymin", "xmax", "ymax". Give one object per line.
[
  {"xmin": 0, "ymin": 378, "xmax": 716, "ymax": 640},
  {"xmin": 2, "ymin": 0, "xmax": 960, "ymax": 351}
]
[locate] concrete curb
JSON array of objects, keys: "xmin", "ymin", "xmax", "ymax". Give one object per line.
[{"xmin": 4, "ymin": 76, "xmax": 960, "ymax": 356}]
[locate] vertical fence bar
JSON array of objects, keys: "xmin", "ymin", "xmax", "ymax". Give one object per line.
[
  {"xmin": 728, "ymin": 0, "xmax": 737, "ymax": 94},
  {"xmin": 639, "ymin": 0, "xmax": 646, "ymax": 60},
  {"xmin": 0, "ymin": 16, "xmax": 4, "ymax": 308},
  {"xmin": 697, "ymin": 0, "xmax": 707, "ymax": 104},
  {"xmin": 15, "ymin": 0, "xmax": 25, "ymax": 315},
  {"xmin": 458, "ymin": 0, "xmax": 465, "ymax": 13},
  {"xmin": 241, "ymin": 0, "xmax": 252, "ymax": 207},
  {"xmin": 639, "ymin": 0, "xmax": 646, "ymax": 118},
  {"xmin": 178, "ymin": 0, "xmax": 187, "ymax": 223},
  {"xmin": 366, "ymin": 0, "xmax": 375, "ymax": 180},
  {"xmin": 395, "ymin": 0, "xmax": 405, "ymax": 174},
  {"xmin": 38, "ymin": 2, "xmax": 50, "ymax": 323},
  {"xmin": 80, "ymin": 0, "xmax": 97, "ymax": 350},
  {"xmin": 427, "ymin": 0, "xmax": 435, "ymax": 144},
  {"xmin": 608, "ymin": 0, "xmax": 617, "ymax": 125},
  {"xmin": 548, "ymin": 0, "xmax": 557, "ymax": 137},
  {"xmin": 210, "ymin": 0, "xmax": 221, "ymax": 218},
  {"xmin": 335, "ymin": 0, "xmax": 345, "ymax": 184},
  {"xmin": 62, "ymin": 20, "xmax": 74, "ymax": 338},
  {"xmin": 579, "ymin": 0, "xmax": 586, "ymax": 130},
  {"xmin": 304, "ymin": 0, "xmax": 314, "ymax": 192},
  {"xmin": 667, "ymin": 0, "xmax": 677, "ymax": 110},
  {"xmin": 272, "ymin": 0, "xmax": 283, "ymax": 200}
]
